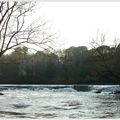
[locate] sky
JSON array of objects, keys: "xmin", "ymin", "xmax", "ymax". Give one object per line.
[{"xmin": 33, "ymin": 2, "xmax": 120, "ymax": 50}]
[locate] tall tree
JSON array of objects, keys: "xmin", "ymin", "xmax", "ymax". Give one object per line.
[
  {"xmin": 0, "ymin": 1, "xmax": 55, "ymax": 57},
  {"xmin": 90, "ymin": 31, "xmax": 120, "ymax": 80}
]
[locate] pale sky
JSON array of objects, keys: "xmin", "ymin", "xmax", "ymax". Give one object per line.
[{"xmin": 33, "ymin": 2, "xmax": 120, "ymax": 49}]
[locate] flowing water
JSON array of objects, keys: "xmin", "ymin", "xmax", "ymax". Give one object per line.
[{"xmin": 0, "ymin": 85, "xmax": 120, "ymax": 119}]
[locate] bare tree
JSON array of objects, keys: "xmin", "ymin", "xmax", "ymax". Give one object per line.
[
  {"xmin": 90, "ymin": 31, "xmax": 120, "ymax": 79},
  {"xmin": 0, "ymin": 1, "xmax": 55, "ymax": 57}
]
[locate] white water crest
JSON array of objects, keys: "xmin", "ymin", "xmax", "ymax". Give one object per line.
[{"xmin": 0, "ymin": 85, "xmax": 120, "ymax": 119}]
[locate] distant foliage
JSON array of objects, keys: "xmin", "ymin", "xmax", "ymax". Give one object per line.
[{"xmin": 0, "ymin": 45, "xmax": 120, "ymax": 84}]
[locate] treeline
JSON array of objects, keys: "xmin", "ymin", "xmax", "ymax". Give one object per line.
[{"xmin": 0, "ymin": 45, "xmax": 120, "ymax": 84}]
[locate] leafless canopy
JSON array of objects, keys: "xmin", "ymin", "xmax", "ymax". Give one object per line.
[{"xmin": 0, "ymin": 1, "xmax": 55, "ymax": 57}]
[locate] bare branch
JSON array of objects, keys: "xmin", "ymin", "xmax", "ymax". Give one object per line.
[
  {"xmin": 90, "ymin": 31, "xmax": 120, "ymax": 79},
  {"xmin": 0, "ymin": 1, "xmax": 55, "ymax": 57}
]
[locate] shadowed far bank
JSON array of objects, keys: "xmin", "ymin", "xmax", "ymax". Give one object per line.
[{"xmin": 0, "ymin": 44, "xmax": 120, "ymax": 85}]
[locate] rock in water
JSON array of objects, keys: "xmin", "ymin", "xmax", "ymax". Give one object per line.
[
  {"xmin": 0, "ymin": 93, "xmax": 4, "ymax": 95},
  {"xmin": 94, "ymin": 89, "xmax": 102, "ymax": 93},
  {"xmin": 113, "ymin": 91, "xmax": 120, "ymax": 94}
]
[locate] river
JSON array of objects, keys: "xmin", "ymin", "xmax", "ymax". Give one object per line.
[{"xmin": 0, "ymin": 85, "xmax": 120, "ymax": 119}]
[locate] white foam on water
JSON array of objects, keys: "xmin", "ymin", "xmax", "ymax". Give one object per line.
[
  {"xmin": 0, "ymin": 118, "xmax": 119, "ymax": 120},
  {"xmin": 0, "ymin": 85, "xmax": 120, "ymax": 119},
  {"xmin": 91, "ymin": 85, "xmax": 120, "ymax": 93}
]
